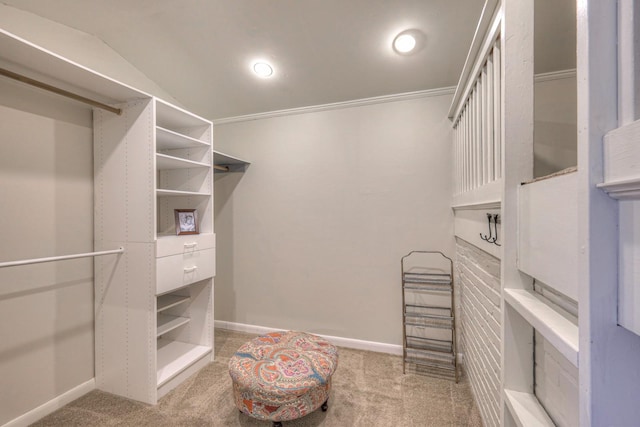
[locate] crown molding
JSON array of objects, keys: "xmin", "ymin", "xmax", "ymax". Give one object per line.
[
  {"xmin": 213, "ymin": 86, "xmax": 455, "ymax": 125},
  {"xmin": 534, "ymin": 68, "xmax": 576, "ymax": 83}
]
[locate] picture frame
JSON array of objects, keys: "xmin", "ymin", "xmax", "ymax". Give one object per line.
[{"xmin": 175, "ymin": 209, "xmax": 198, "ymax": 235}]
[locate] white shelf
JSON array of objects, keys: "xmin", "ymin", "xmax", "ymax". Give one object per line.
[
  {"xmin": 156, "ymin": 189, "xmax": 211, "ymax": 197},
  {"xmin": 157, "ymin": 295, "xmax": 190, "ymax": 313},
  {"xmin": 504, "ymin": 288, "xmax": 579, "ymax": 367},
  {"xmin": 156, "ymin": 153, "xmax": 209, "ymax": 170},
  {"xmin": 0, "ymin": 29, "xmax": 148, "ymax": 105},
  {"xmin": 451, "ymin": 180, "xmax": 502, "ymax": 210},
  {"xmin": 156, "ymin": 98, "xmax": 211, "ymax": 129},
  {"xmin": 504, "ymin": 389, "xmax": 554, "ymax": 427},
  {"xmin": 213, "ymin": 150, "xmax": 250, "ymax": 173},
  {"xmin": 213, "ymin": 150, "xmax": 250, "ymax": 166},
  {"xmin": 157, "ymin": 314, "xmax": 190, "ymax": 336},
  {"xmin": 156, "ymin": 339, "xmax": 211, "ymax": 387},
  {"xmin": 156, "ymin": 126, "xmax": 210, "ymax": 150}
]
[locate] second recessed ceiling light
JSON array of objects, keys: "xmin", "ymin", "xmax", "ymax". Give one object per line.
[
  {"xmin": 394, "ymin": 33, "xmax": 417, "ymax": 53},
  {"xmin": 253, "ymin": 61, "xmax": 274, "ymax": 78}
]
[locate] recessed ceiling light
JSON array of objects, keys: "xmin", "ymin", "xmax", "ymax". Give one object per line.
[
  {"xmin": 393, "ymin": 33, "xmax": 417, "ymax": 54},
  {"xmin": 253, "ymin": 61, "xmax": 274, "ymax": 78}
]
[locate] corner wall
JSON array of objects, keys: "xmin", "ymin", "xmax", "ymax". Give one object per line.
[{"xmin": 214, "ymin": 94, "xmax": 455, "ymax": 345}]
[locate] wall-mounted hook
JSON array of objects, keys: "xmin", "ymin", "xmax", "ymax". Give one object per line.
[
  {"xmin": 480, "ymin": 213, "xmax": 501, "ymax": 246},
  {"xmin": 491, "ymin": 214, "xmax": 501, "ymax": 246},
  {"xmin": 480, "ymin": 213, "xmax": 493, "ymax": 242}
]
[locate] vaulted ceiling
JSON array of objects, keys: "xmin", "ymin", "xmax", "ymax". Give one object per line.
[{"xmin": 2, "ymin": 0, "xmax": 491, "ymax": 119}]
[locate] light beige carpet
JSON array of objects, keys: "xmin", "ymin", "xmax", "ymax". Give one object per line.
[{"xmin": 32, "ymin": 329, "xmax": 482, "ymax": 426}]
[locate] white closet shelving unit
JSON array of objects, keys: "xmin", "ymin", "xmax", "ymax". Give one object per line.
[
  {"xmin": 94, "ymin": 97, "xmax": 215, "ymax": 404},
  {"xmin": 0, "ymin": 27, "xmax": 218, "ymax": 406}
]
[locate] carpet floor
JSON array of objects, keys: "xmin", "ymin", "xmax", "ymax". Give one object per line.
[{"xmin": 31, "ymin": 329, "xmax": 482, "ymax": 426}]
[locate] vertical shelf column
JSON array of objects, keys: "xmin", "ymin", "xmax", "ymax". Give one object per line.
[
  {"xmin": 500, "ymin": 0, "xmax": 538, "ymax": 425},
  {"xmin": 94, "ymin": 98, "xmax": 158, "ymax": 404}
]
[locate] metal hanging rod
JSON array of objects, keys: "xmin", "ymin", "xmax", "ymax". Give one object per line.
[
  {"xmin": 0, "ymin": 247, "xmax": 124, "ymax": 269},
  {"xmin": 0, "ymin": 67, "xmax": 122, "ymax": 115}
]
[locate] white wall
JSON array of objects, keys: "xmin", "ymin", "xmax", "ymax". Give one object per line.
[
  {"xmin": 534, "ymin": 74, "xmax": 577, "ymax": 178},
  {"xmin": 0, "ymin": 4, "xmax": 180, "ymax": 106},
  {"xmin": 0, "ymin": 79, "xmax": 94, "ymax": 425},
  {"xmin": 214, "ymin": 94, "xmax": 454, "ymax": 345}
]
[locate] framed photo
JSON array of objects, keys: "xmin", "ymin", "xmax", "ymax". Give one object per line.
[{"xmin": 175, "ymin": 209, "xmax": 198, "ymax": 235}]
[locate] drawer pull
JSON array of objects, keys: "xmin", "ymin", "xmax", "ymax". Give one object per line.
[
  {"xmin": 184, "ymin": 266, "xmax": 198, "ymax": 273},
  {"xmin": 184, "ymin": 242, "xmax": 198, "ymax": 248}
]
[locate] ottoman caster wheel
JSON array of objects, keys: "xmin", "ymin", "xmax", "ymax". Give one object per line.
[
  {"xmin": 273, "ymin": 422, "xmax": 283, "ymax": 427},
  {"xmin": 321, "ymin": 400, "xmax": 329, "ymax": 412}
]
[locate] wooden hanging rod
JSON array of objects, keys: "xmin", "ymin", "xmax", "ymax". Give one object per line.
[
  {"xmin": 0, "ymin": 67, "xmax": 122, "ymax": 115},
  {"xmin": 213, "ymin": 165, "xmax": 230, "ymax": 172}
]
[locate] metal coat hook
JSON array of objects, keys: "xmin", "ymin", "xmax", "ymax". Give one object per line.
[
  {"xmin": 480, "ymin": 213, "xmax": 493, "ymax": 242},
  {"xmin": 480, "ymin": 213, "xmax": 501, "ymax": 246},
  {"xmin": 491, "ymin": 214, "xmax": 501, "ymax": 246}
]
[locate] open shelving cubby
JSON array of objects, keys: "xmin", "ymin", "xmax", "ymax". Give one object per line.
[{"xmin": 153, "ymin": 99, "xmax": 215, "ymax": 400}]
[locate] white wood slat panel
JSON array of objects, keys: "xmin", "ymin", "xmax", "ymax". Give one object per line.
[{"xmin": 518, "ymin": 172, "xmax": 579, "ymax": 300}]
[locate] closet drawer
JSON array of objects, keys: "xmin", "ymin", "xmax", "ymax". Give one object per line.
[
  {"xmin": 156, "ymin": 248, "xmax": 215, "ymax": 295},
  {"xmin": 156, "ymin": 233, "xmax": 215, "ymax": 258}
]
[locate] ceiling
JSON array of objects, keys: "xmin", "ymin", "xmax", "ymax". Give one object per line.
[
  {"xmin": 1, "ymin": 0, "xmax": 491, "ymax": 120},
  {"xmin": 1, "ymin": 1, "xmax": 576, "ymax": 120}
]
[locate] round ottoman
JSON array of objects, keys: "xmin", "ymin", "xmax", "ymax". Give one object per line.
[{"xmin": 228, "ymin": 331, "xmax": 338, "ymax": 426}]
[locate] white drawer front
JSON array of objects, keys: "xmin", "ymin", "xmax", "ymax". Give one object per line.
[
  {"xmin": 156, "ymin": 248, "xmax": 215, "ymax": 295},
  {"xmin": 156, "ymin": 233, "xmax": 216, "ymax": 258}
]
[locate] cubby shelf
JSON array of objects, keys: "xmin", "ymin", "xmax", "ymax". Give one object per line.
[
  {"xmin": 156, "ymin": 189, "xmax": 211, "ymax": 197},
  {"xmin": 156, "ymin": 126, "xmax": 210, "ymax": 150},
  {"xmin": 157, "ymin": 294, "xmax": 190, "ymax": 313},
  {"xmin": 157, "ymin": 314, "xmax": 190, "ymax": 337},
  {"xmin": 156, "ymin": 153, "xmax": 209, "ymax": 170},
  {"xmin": 504, "ymin": 288, "xmax": 578, "ymax": 367},
  {"xmin": 156, "ymin": 339, "xmax": 211, "ymax": 387}
]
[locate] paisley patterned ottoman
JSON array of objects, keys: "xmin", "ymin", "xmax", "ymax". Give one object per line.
[{"xmin": 228, "ymin": 331, "xmax": 339, "ymax": 426}]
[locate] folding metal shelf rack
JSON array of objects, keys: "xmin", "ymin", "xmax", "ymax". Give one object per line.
[{"xmin": 401, "ymin": 250, "xmax": 458, "ymax": 382}]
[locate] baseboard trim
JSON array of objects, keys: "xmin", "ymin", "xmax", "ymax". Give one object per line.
[
  {"xmin": 215, "ymin": 320, "xmax": 403, "ymax": 356},
  {"xmin": 3, "ymin": 378, "xmax": 95, "ymax": 427}
]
